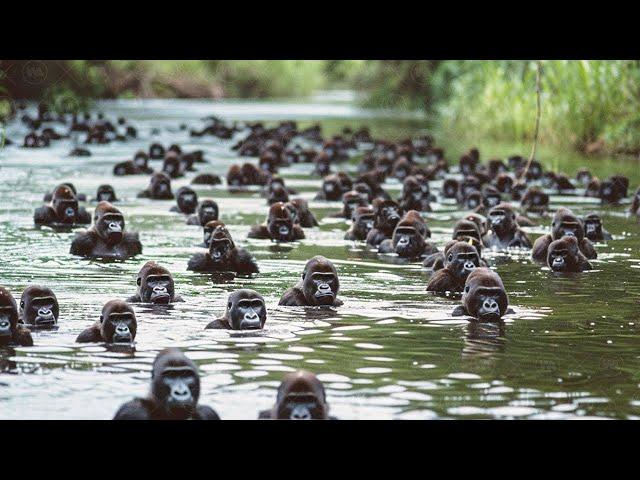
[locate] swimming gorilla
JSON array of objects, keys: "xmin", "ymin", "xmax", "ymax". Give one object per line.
[
  {"xmin": 91, "ymin": 184, "xmax": 118, "ymax": 203},
  {"xmin": 279, "ymin": 256, "xmax": 343, "ymax": 307},
  {"xmin": 546, "ymin": 236, "xmax": 593, "ymax": 273},
  {"xmin": 113, "ymin": 348, "xmax": 220, "ymax": 420},
  {"xmin": 531, "ymin": 207, "xmax": 597, "ymax": 261},
  {"xmin": 34, "ymin": 184, "xmax": 91, "ymax": 228},
  {"xmin": 452, "ymin": 268, "xmax": 513, "ymax": 322},
  {"xmin": 205, "ymin": 289, "xmax": 266, "ymax": 330},
  {"xmin": 186, "ymin": 200, "xmax": 219, "ymax": 226},
  {"xmin": 76, "ymin": 299, "xmax": 137, "ymax": 344},
  {"xmin": 582, "ymin": 213, "xmax": 612, "ymax": 242},
  {"xmin": 137, "ymin": 173, "xmax": 174, "ymax": 200},
  {"xmin": 170, "ymin": 186, "xmax": 199, "ymax": 215},
  {"xmin": 188, "ymin": 225, "xmax": 259, "ymax": 275},
  {"xmin": 258, "ymin": 371, "xmax": 333, "ymax": 420},
  {"xmin": 248, "ymin": 202, "xmax": 305, "ymax": 242},
  {"xmin": 426, "ymin": 241, "xmax": 481, "ymax": 294},
  {"xmin": 70, "ymin": 202, "xmax": 142, "ymax": 260},
  {"xmin": 127, "ymin": 262, "xmax": 184, "ymax": 304},
  {"xmin": 482, "ymin": 203, "xmax": 532, "ymax": 249},
  {"xmin": 19, "ymin": 285, "xmax": 59, "ymax": 329}
]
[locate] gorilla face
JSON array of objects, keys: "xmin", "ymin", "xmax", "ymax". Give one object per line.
[
  {"xmin": 321, "ymin": 178, "xmax": 342, "ymax": 201},
  {"xmin": 209, "ymin": 236, "xmax": 233, "ymax": 263},
  {"xmin": 54, "ymin": 199, "xmax": 79, "ymax": 223},
  {"xmin": 198, "ymin": 201, "xmax": 218, "ymax": 225},
  {"xmin": 355, "ymin": 212, "xmax": 375, "ymax": 236},
  {"xmin": 304, "ymin": 272, "xmax": 338, "ymax": 306},
  {"xmin": 443, "ymin": 180, "xmax": 459, "ymax": 199},
  {"xmin": 134, "ymin": 152, "xmax": 148, "ymax": 168},
  {"xmin": 152, "ymin": 177, "xmax": 171, "ymax": 197},
  {"xmin": 464, "ymin": 192, "xmax": 482, "ymax": 210},
  {"xmin": 177, "ymin": 189, "xmax": 198, "ymax": 214},
  {"xmin": 377, "ymin": 204, "xmax": 402, "ymax": 231},
  {"xmin": 274, "ymin": 372, "xmax": 328, "ymax": 420},
  {"xmin": 98, "ymin": 213, "xmax": 125, "ymax": 245},
  {"xmin": 583, "ymin": 215, "xmax": 603, "ymax": 241},
  {"xmin": 483, "ymin": 192, "xmax": 502, "ymax": 208},
  {"xmin": 22, "ymin": 294, "xmax": 58, "ymax": 328},
  {"xmin": 547, "ymin": 245, "xmax": 569, "ymax": 271},
  {"xmin": 101, "ymin": 309, "xmax": 136, "ymax": 344},
  {"xmin": 154, "ymin": 364, "xmax": 199, "ymax": 419},
  {"xmin": 465, "ymin": 286, "xmax": 507, "ymax": 322},
  {"xmin": 142, "ymin": 274, "xmax": 174, "ymax": 304},
  {"xmin": 488, "ymin": 207, "xmax": 515, "ymax": 235},
  {"xmin": 392, "ymin": 226, "xmax": 425, "ymax": 258},
  {"xmin": 229, "ymin": 296, "xmax": 266, "ymax": 330},
  {"xmin": 268, "ymin": 217, "xmax": 294, "ymax": 242},
  {"xmin": 96, "ymin": 186, "xmax": 117, "ymax": 203},
  {"xmin": 447, "ymin": 249, "xmax": 480, "ymax": 280},
  {"xmin": 276, "ymin": 392, "xmax": 326, "ymax": 420}
]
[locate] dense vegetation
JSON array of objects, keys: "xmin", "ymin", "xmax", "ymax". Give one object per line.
[{"xmin": 2, "ymin": 60, "xmax": 640, "ymax": 155}]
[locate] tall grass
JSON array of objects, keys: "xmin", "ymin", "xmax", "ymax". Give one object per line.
[{"xmin": 437, "ymin": 60, "xmax": 640, "ymax": 154}]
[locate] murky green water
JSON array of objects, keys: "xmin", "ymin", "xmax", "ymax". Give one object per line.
[{"xmin": 1, "ymin": 94, "xmax": 640, "ymax": 419}]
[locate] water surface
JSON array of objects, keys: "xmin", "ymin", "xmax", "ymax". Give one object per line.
[{"xmin": 1, "ymin": 96, "xmax": 640, "ymax": 419}]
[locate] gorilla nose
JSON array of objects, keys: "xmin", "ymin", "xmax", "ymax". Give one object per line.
[
  {"xmin": 171, "ymin": 384, "xmax": 192, "ymax": 402},
  {"xmin": 564, "ymin": 230, "xmax": 575, "ymax": 237},
  {"xmin": 0, "ymin": 320, "xmax": 10, "ymax": 330},
  {"xmin": 65, "ymin": 207, "xmax": 75, "ymax": 217},
  {"xmin": 325, "ymin": 184, "xmax": 334, "ymax": 192},
  {"xmin": 279, "ymin": 226, "xmax": 290, "ymax": 235},
  {"xmin": 553, "ymin": 257, "xmax": 565, "ymax": 267},
  {"xmin": 482, "ymin": 299, "xmax": 499, "ymax": 312},
  {"xmin": 398, "ymin": 237, "xmax": 409, "ymax": 246},
  {"xmin": 109, "ymin": 222, "xmax": 122, "ymax": 232},
  {"xmin": 116, "ymin": 325, "xmax": 130, "ymax": 335},
  {"xmin": 491, "ymin": 216, "xmax": 502, "ymax": 225},
  {"xmin": 413, "ymin": 192, "xmax": 423, "ymax": 200},
  {"xmin": 463, "ymin": 261, "xmax": 476, "ymax": 271},
  {"xmin": 241, "ymin": 312, "xmax": 262, "ymax": 329},
  {"xmin": 290, "ymin": 405, "xmax": 312, "ymax": 420},
  {"xmin": 153, "ymin": 286, "xmax": 167, "ymax": 293},
  {"xmin": 586, "ymin": 224, "xmax": 596, "ymax": 233},
  {"xmin": 366, "ymin": 221, "xmax": 374, "ymax": 229}
]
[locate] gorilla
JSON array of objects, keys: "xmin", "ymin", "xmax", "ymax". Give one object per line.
[
  {"xmin": 161, "ymin": 152, "xmax": 184, "ymax": 179},
  {"xmin": 520, "ymin": 186, "xmax": 549, "ymax": 213},
  {"xmin": 0, "ymin": 287, "xmax": 33, "ymax": 347},
  {"xmin": 333, "ymin": 190, "xmax": 370, "ymax": 220},
  {"xmin": 170, "ymin": 186, "xmax": 199, "ymax": 215},
  {"xmin": 365, "ymin": 199, "xmax": 403, "ymax": 248},
  {"xmin": 113, "ymin": 348, "xmax": 220, "ymax": 420},
  {"xmin": 149, "ymin": 143, "xmax": 165, "ymax": 159},
  {"xmin": 76, "ymin": 299, "xmax": 137, "ymax": 344},
  {"xmin": 279, "ymin": 256, "xmax": 343, "ymax": 307},
  {"xmin": 35, "ymin": 184, "xmax": 91, "ymax": 228},
  {"xmin": 546, "ymin": 236, "xmax": 593, "ymax": 273},
  {"xmin": 91, "ymin": 184, "xmax": 118, "ymax": 203},
  {"xmin": 452, "ymin": 268, "xmax": 512, "ymax": 322},
  {"xmin": 426, "ymin": 241, "xmax": 482, "ymax": 294},
  {"xmin": 378, "ymin": 212, "xmax": 435, "ymax": 259},
  {"xmin": 70, "ymin": 202, "xmax": 142, "ymax": 260},
  {"xmin": 258, "ymin": 371, "xmax": 333, "ymax": 420},
  {"xmin": 482, "ymin": 203, "xmax": 532, "ymax": 250},
  {"xmin": 19, "ymin": 285, "xmax": 59, "ymax": 329},
  {"xmin": 344, "ymin": 206, "xmax": 375, "ymax": 241},
  {"xmin": 137, "ymin": 173, "xmax": 174, "ymax": 200},
  {"xmin": 582, "ymin": 213, "xmax": 612, "ymax": 242},
  {"xmin": 532, "ymin": 207, "xmax": 597, "ymax": 261},
  {"xmin": 127, "ymin": 262, "xmax": 184, "ymax": 304},
  {"xmin": 399, "ymin": 175, "xmax": 433, "ymax": 212},
  {"xmin": 205, "ymin": 289, "xmax": 266, "ymax": 330},
  {"xmin": 248, "ymin": 202, "xmax": 305, "ymax": 242},
  {"xmin": 315, "ymin": 173, "xmax": 350, "ymax": 201},
  {"xmin": 188, "ymin": 225, "xmax": 259, "ymax": 275},
  {"xmin": 630, "ymin": 186, "xmax": 640, "ymax": 216},
  {"xmin": 186, "ymin": 199, "xmax": 219, "ymax": 226}
]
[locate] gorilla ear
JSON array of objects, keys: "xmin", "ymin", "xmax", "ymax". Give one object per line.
[
  {"xmin": 136, "ymin": 277, "xmax": 142, "ymax": 286},
  {"xmin": 228, "ymin": 302, "xmax": 232, "ymax": 309},
  {"xmin": 20, "ymin": 301, "xmax": 24, "ymax": 309},
  {"xmin": 99, "ymin": 315, "xmax": 104, "ymax": 323}
]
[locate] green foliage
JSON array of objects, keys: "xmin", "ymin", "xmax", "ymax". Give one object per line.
[{"xmin": 438, "ymin": 60, "xmax": 640, "ymax": 153}]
